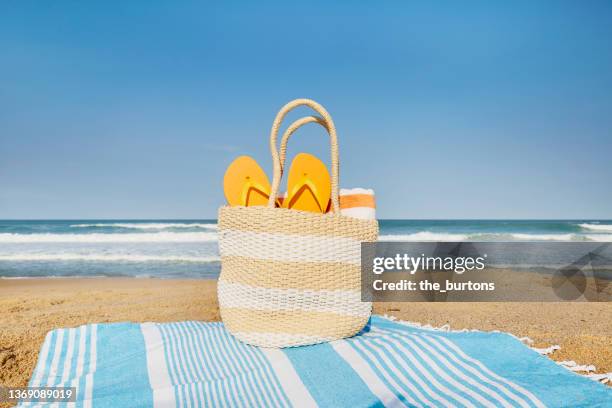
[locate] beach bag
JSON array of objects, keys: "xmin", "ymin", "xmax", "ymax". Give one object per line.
[{"xmin": 218, "ymin": 98, "xmax": 379, "ymax": 348}]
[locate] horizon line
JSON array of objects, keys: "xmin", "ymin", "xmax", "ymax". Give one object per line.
[{"xmin": 1, "ymin": 218, "xmax": 611, "ymax": 222}]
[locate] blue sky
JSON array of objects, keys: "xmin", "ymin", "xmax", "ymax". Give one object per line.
[{"xmin": 1, "ymin": 1, "xmax": 611, "ymax": 219}]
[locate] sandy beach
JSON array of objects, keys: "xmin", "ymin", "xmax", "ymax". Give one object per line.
[{"xmin": 1, "ymin": 278, "xmax": 611, "ymax": 396}]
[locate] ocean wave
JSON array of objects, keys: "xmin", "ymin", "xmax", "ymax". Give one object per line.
[
  {"xmin": 379, "ymin": 232, "xmax": 470, "ymax": 241},
  {"xmin": 578, "ymin": 223, "xmax": 612, "ymax": 232},
  {"xmin": 70, "ymin": 223, "xmax": 218, "ymax": 230},
  {"xmin": 0, "ymin": 254, "xmax": 220, "ymax": 262},
  {"xmin": 506, "ymin": 233, "xmax": 578, "ymax": 241},
  {"xmin": 585, "ymin": 234, "xmax": 612, "ymax": 242},
  {"xmin": 379, "ymin": 231, "xmax": 593, "ymax": 241},
  {"xmin": 0, "ymin": 232, "xmax": 218, "ymax": 243}
]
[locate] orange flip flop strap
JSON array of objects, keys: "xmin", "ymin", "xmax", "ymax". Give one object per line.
[
  {"xmin": 240, "ymin": 181, "xmax": 270, "ymax": 206},
  {"xmin": 240, "ymin": 181, "xmax": 284, "ymax": 207},
  {"xmin": 286, "ymin": 176, "xmax": 325, "ymax": 212}
]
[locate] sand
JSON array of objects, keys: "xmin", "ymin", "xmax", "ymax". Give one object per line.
[{"xmin": 1, "ymin": 278, "xmax": 610, "ymax": 394}]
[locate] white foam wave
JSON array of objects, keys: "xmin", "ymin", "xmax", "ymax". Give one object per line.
[
  {"xmin": 578, "ymin": 223, "xmax": 612, "ymax": 232},
  {"xmin": 585, "ymin": 234, "xmax": 612, "ymax": 242},
  {"xmin": 379, "ymin": 232, "xmax": 470, "ymax": 241},
  {"xmin": 0, "ymin": 254, "xmax": 220, "ymax": 263},
  {"xmin": 379, "ymin": 231, "xmax": 585, "ymax": 242},
  {"xmin": 70, "ymin": 223, "xmax": 218, "ymax": 230},
  {"xmin": 507, "ymin": 233, "xmax": 578, "ymax": 241},
  {"xmin": 0, "ymin": 232, "xmax": 218, "ymax": 243}
]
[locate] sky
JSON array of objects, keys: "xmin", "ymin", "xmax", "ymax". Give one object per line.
[{"xmin": 1, "ymin": 1, "xmax": 611, "ymax": 219}]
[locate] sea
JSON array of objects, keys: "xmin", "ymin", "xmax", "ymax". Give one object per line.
[{"xmin": 0, "ymin": 220, "xmax": 611, "ymax": 279}]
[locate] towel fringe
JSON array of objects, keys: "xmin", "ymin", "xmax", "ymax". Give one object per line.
[
  {"xmin": 379, "ymin": 314, "xmax": 612, "ymax": 385},
  {"xmin": 558, "ymin": 361, "xmax": 596, "ymax": 372},
  {"xmin": 584, "ymin": 373, "xmax": 612, "ymax": 384},
  {"xmin": 381, "ymin": 314, "xmax": 484, "ymax": 334},
  {"xmin": 531, "ymin": 345, "xmax": 561, "ymax": 355}
]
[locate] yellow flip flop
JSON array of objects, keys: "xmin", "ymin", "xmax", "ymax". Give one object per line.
[
  {"xmin": 223, "ymin": 156, "xmax": 272, "ymax": 207},
  {"xmin": 283, "ymin": 153, "xmax": 331, "ymax": 213}
]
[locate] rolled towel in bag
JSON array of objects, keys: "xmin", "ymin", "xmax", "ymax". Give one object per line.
[{"xmin": 337, "ymin": 188, "xmax": 376, "ymax": 220}]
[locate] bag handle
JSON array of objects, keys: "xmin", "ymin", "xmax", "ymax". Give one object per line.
[
  {"xmin": 278, "ymin": 115, "xmax": 329, "ymax": 172},
  {"xmin": 268, "ymin": 99, "xmax": 340, "ymax": 213}
]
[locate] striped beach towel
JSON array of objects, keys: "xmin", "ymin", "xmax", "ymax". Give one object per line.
[{"xmin": 22, "ymin": 316, "xmax": 611, "ymax": 407}]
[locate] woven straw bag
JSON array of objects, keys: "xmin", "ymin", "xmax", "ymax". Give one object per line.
[{"xmin": 218, "ymin": 98, "xmax": 379, "ymax": 348}]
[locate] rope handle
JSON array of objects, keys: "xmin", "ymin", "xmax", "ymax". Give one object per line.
[
  {"xmin": 278, "ymin": 115, "xmax": 329, "ymax": 171},
  {"xmin": 268, "ymin": 99, "xmax": 340, "ymax": 213}
]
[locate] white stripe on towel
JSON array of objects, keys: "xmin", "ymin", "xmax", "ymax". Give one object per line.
[
  {"xmin": 68, "ymin": 325, "xmax": 88, "ymax": 408},
  {"xmin": 260, "ymin": 348, "xmax": 317, "ymax": 408},
  {"xmin": 406, "ymin": 334, "xmax": 518, "ymax": 408},
  {"xmin": 332, "ymin": 340, "xmax": 410, "ymax": 408},
  {"xmin": 83, "ymin": 324, "xmax": 97, "ymax": 408},
  {"xmin": 59, "ymin": 327, "xmax": 77, "ymax": 386},
  {"xmin": 351, "ymin": 337, "xmax": 449, "ymax": 407},
  {"xmin": 218, "ymin": 280, "xmax": 370, "ymax": 316},
  {"xmin": 379, "ymin": 329, "xmax": 532, "ymax": 408},
  {"xmin": 219, "ymin": 230, "xmax": 362, "ymax": 265},
  {"xmin": 76, "ymin": 325, "xmax": 87, "ymax": 378},
  {"xmin": 48, "ymin": 328, "xmax": 77, "ymax": 408},
  {"xmin": 48, "ymin": 329, "xmax": 65, "ymax": 381},
  {"xmin": 141, "ymin": 323, "xmax": 176, "ymax": 408},
  {"xmin": 430, "ymin": 334, "xmax": 545, "ymax": 408},
  {"xmin": 207, "ymin": 323, "xmax": 248, "ymax": 406},
  {"xmin": 370, "ymin": 335, "xmax": 492, "ymax": 407},
  {"xmin": 373, "ymin": 335, "xmax": 477, "ymax": 407}
]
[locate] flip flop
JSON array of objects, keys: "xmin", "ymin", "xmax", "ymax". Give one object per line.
[
  {"xmin": 283, "ymin": 153, "xmax": 331, "ymax": 213},
  {"xmin": 223, "ymin": 156, "xmax": 272, "ymax": 207}
]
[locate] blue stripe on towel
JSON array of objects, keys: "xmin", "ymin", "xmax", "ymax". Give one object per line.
[
  {"xmin": 284, "ymin": 342, "xmax": 384, "ymax": 407},
  {"xmin": 24, "ymin": 315, "xmax": 612, "ymax": 407},
  {"xmin": 92, "ymin": 323, "xmax": 152, "ymax": 408}
]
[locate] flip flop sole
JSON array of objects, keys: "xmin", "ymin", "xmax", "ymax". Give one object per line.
[
  {"xmin": 223, "ymin": 156, "xmax": 271, "ymax": 207},
  {"xmin": 284, "ymin": 153, "xmax": 331, "ymax": 213}
]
